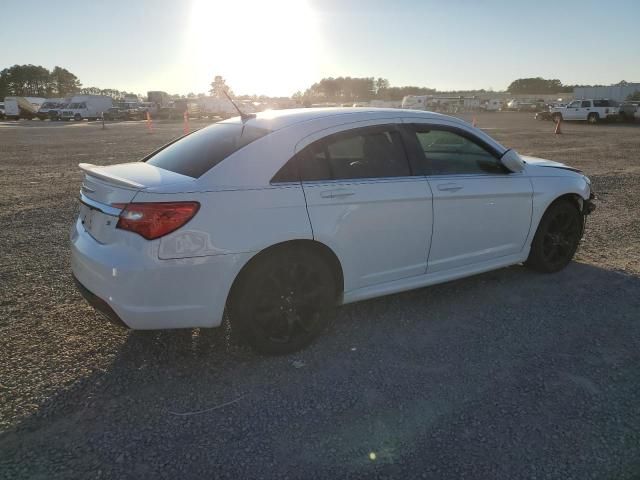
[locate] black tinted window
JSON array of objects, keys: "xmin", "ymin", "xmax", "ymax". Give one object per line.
[
  {"xmin": 146, "ymin": 123, "xmax": 270, "ymax": 178},
  {"xmin": 299, "ymin": 127, "xmax": 410, "ymax": 181},
  {"xmin": 593, "ymin": 99, "xmax": 618, "ymax": 107},
  {"xmin": 581, "ymin": 101, "xmax": 591, "ymax": 108},
  {"xmin": 414, "ymin": 129, "xmax": 504, "ymax": 175}
]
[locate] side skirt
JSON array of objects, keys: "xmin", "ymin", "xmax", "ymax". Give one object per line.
[{"xmin": 342, "ymin": 251, "xmax": 530, "ymax": 305}]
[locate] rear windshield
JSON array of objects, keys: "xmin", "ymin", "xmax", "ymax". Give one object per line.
[{"xmin": 145, "ymin": 122, "xmax": 271, "ymax": 178}]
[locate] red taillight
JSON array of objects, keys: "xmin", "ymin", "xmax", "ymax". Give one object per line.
[{"xmin": 111, "ymin": 202, "xmax": 200, "ymax": 240}]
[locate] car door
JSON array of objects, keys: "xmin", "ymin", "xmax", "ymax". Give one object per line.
[
  {"xmin": 295, "ymin": 124, "xmax": 433, "ymax": 291},
  {"xmin": 564, "ymin": 100, "xmax": 582, "ymax": 120},
  {"xmin": 404, "ymin": 123, "xmax": 533, "ymax": 274},
  {"xmin": 579, "ymin": 100, "xmax": 593, "ymax": 120}
]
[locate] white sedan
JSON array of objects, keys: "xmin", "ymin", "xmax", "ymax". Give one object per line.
[{"xmin": 71, "ymin": 108, "xmax": 595, "ymax": 354}]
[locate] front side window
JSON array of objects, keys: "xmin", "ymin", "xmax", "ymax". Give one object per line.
[
  {"xmin": 413, "ymin": 128, "xmax": 505, "ymax": 175},
  {"xmin": 298, "ymin": 126, "xmax": 410, "ymax": 181},
  {"xmin": 581, "ymin": 101, "xmax": 591, "ymax": 108},
  {"xmin": 568, "ymin": 100, "xmax": 581, "ymax": 108},
  {"xmin": 145, "ymin": 122, "xmax": 270, "ymax": 178}
]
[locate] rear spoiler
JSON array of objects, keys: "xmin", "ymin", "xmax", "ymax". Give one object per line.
[{"xmin": 78, "ymin": 163, "xmax": 144, "ymax": 189}]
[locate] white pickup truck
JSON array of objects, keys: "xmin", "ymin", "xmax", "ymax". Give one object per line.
[{"xmin": 550, "ymin": 99, "xmax": 619, "ymax": 124}]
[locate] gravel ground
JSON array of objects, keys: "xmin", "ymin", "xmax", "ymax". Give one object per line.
[{"xmin": 1, "ymin": 114, "xmax": 639, "ymax": 479}]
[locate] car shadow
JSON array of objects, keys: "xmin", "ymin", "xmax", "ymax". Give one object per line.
[{"xmin": 2, "ymin": 262, "xmax": 640, "ymax": 479}]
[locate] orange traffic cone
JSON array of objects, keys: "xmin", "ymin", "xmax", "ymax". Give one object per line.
[
  {"xmin": 146, "ymin": 111, "xmax": 154, "ymax": 134},
  {"xmin": 555, "ymin": 118, "xmax": 562, "ymax": 134},
  {"xmin": 472, "ymin": 116, "xmax": 477, "ymax": 127},
  {"xmin": 183, "ymin": 110, "xmax": 189, "ymax": 135}
]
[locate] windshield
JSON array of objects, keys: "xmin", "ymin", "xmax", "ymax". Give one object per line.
[{"xmin": 145, "ymin": 122, "xmax": 270, "ymax": 178}]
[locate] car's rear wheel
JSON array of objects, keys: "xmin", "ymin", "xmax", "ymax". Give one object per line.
[
  {"xmin": 525, "ymin": 200, "xmax": 583, "ymax": 273},
  {"xmin": 230, "ymin": 247, "xmax": 337, "ymax": 355}
]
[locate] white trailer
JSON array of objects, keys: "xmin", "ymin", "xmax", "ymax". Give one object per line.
[{"xmin": 61, "ymin": 95, "xmax": 113, "ymax": 121}]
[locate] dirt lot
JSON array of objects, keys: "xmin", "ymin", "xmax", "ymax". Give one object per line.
[{"xmin": 1, "ymin": 113, "xmax": 639, "ymax": 479}]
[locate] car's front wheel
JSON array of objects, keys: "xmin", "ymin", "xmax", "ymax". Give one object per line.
[
  {"xmin": 525, "ymin": 200, "xmax": 583, "ymax": 273},
  {"xmin": 230, "ymin": 247, "xmax": 337, "ymax": 355}
]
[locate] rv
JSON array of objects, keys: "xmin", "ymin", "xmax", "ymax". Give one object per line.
[
  {"xmin": 4, "ymin": 96, "xmax": 46, "ymax": 120},
  {"xmin": 61, "ymin": 95, "xmax": 113, "ymax": 121},
  {"xmin": 401, "ymin": 95, "xmax": 429, "ymax": 110},
  {"xmin": 483, "ymin": 99, "xmax": 504, "ymax": 111}
]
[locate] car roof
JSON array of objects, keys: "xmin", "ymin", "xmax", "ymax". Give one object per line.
[{"xmin": 220, "ymin": 107, "xmax": 466, "ymax": 132}]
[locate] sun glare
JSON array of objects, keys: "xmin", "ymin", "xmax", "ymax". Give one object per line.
[{"xmin": 187, "ymin": 0, "xmax": 321, "ymax": 96}]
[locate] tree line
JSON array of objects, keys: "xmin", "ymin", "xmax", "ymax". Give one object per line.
[
  {"xmin": 0, "ymin": 64, "xmax": 139, "ymax": 100},
  {"xmin": 2, "ymin": 65, "xmax": 636, "ymax": 102}
]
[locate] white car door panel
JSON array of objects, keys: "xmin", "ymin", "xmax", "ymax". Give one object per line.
[
  {"xmin": 427, "ymin": 174, "xmax": 532, "ymax": 273},
  {"xmin": 304, "ymin": 178, "xmax": 432, "ymax": 290},
  {"xmin": 403, "ymin": 123, "xmax": 533, "ymax": 274}
]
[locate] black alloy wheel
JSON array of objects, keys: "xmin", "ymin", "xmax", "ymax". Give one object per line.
[
  {"xmin": 526, "ymin": 201, "xmax": 583, "ymax": 273},
  {"xmin": 231, "ymin": 247, "xmax": 336, "ymax": 355}
]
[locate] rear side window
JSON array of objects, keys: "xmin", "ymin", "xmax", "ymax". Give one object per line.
[
  {"xmin": 145, "ymin": 123, "xmax": 270, "ymax": 178},
  {"xmin": 593, "ymin": 100, "xmax": 618, "ymax": 107},
  {"xmin": 298, "ymin": 127, "xmax": 411, "ymax": 181}
]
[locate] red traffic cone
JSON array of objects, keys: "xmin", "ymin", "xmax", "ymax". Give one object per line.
[
  {"xmin": 146, "ymin": 111, "xmax": 154, "ymax": 134},
  {"xmin": 554, "ymin": 117, "xmax": 562, "ymax": 135},
  {"xmin": 183, "ymin": 110, "xmax": 189, "ymax": 135}
]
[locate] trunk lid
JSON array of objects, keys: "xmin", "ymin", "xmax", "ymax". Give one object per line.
[{"xmin": 78, "ymin": 162, "xmax": 194, "ymax": 243}]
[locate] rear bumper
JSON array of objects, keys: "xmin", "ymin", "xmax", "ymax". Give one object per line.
[
  {"xmin": 73, "ymin": 275, "xmax": 129, "ymax": 329},
  {"xmin": 70, "ymin": 218, "xmax": 252, "ymax": 329}
]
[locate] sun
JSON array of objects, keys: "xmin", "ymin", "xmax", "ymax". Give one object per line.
[{"xmin": 186, "ymin": 0, "xmax": 321, "ymax": 97}]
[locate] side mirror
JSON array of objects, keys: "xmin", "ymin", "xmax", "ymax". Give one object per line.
[{"xmin": 500, "ymin": 149, "xmax": 525, "ymax": 173}]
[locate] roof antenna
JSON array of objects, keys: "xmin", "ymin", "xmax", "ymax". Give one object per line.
[{"xmin": 222, "ymin": 89, "xmax": 255, "ymax": 123}]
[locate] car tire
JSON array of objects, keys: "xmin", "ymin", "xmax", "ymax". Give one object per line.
[
  {"xmin": 587, "ymin": 112, "xmax": 599, "ymax": 124},
  {"xmin": 552, "ymin": 113, "xmax": 563, "ymax": 123},
  {"xmin": 74, "ymin": 114, "xmax": 82, "ymax": 121},
  {"xmin": 229, "ymin": 246, "xmax": 337, "ymax": 355},
  {"xmin": 525, "ymin": 200, "xmax": 583, "ymax": 273}
]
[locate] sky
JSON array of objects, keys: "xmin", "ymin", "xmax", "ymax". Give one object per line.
[{"xmin": 1, "ymin": 0, "xmax": 639, "ymax": 97}]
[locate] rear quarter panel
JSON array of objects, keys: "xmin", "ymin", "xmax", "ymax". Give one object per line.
[{"xmin": 132, "ymin": 186, "xmax": 313, "ymax": 260}]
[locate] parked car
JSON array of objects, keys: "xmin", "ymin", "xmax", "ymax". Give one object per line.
[
  {"xmin": 619, "ymin": 102, "xmax": 639, "ymax": 122},
  {"xmin": 71, "ymin": 108, "xmax": 595, "ymax": 354},
  {"xmin": 102, "ymin": 107, "xmax": 128, "ymax": 121},
  {"xmin": 550, "ymin": 99, "xmax": 619, "ymax": 123},
  {"xmin": 0, "ymin": 101, "xmax": 4, "ymax": 119},
  {"xmin": 535, "ymin": 111, "xmax": 553, "ymax": 121},
  {"xmin": 36, "ymin": 99, "xmax": 68, "ymax": 120}
]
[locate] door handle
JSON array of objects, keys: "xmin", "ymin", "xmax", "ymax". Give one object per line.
[
  {"xmin": 320, "ymin": 189, "xmax": 355, "ymax": 199},
  {"xmin": 437, "ymin": 183, "xmax": 462, "ymax": 192}
]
